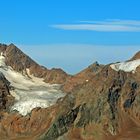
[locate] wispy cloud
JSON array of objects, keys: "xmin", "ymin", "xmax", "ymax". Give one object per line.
[
  {"xmin": 51, "ymin": 19, "xmax": 140, "ymax": 32},
  {"xmin": 80, "ymin": 19, "xmax": 140, "ymax": 25}
]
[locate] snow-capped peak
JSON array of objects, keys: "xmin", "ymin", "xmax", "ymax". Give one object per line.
[{"xmin": 110, "ymin": 59, "xmax": 140, "ymax": 73}]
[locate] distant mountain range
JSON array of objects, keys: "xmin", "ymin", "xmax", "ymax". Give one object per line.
[{"xmin": 0, "ymin": 43, "xmax": 140, "ymax": 140}]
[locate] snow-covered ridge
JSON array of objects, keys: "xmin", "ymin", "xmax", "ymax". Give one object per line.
[
  {"xmin": 110, "ymin": 59, "xmax": 140, "ymax": 73},
  {"xmin": 0, "ymin": 53, "xmax": 65, "ymax": 116}
]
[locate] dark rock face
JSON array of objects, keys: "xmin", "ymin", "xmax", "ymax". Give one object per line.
[
  {"xmin": 0, "ymin": 72, "xmax": 14, "ymax": 111},
  {"xmin": 42, "ymin": 106, "xmax": 80, "ymax": 140},
  {"xmin": 123, "ymin": 82, "xmax": 137, "ymax": 108},
  {"xmin": 124, "ymin": 98, "xmax": 134, "ymax": 108},
  {"xmin": 0, "ymin": 44, "xmax": 140, "ymax": 140},
  {"xmin": 107, "ymin": 81, "xmax": 121, "ymax": 120},
  {"xmin": 40, "ymin": 66, "xmax": 140, "ymax": 140},
  {"xmin": 76, "ymin": 102, "xmax": 103, "ymax": 128}
]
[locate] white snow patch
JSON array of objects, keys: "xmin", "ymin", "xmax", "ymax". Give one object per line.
[
  {"xmin": 110, "ymin": 59, "xmax": 140, "ymax": 73},
  {"xmin": 0, "ymin": 54, "xmax": 65, "ymax": 116}
]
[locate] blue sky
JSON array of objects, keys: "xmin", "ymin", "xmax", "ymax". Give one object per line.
[{"xmin": 0, "ymin": 0, "xmax": 140, "ymax": 74}]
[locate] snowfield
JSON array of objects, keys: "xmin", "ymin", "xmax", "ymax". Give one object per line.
[
  {"xmin": 0, "ymin": 53, "xmax": 65, "ymax": 116},
  {"xmin": 110, "ymin": 59, "xmax": 140, "ymax": 73}
]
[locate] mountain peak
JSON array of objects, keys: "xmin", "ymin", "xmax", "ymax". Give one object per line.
[
  {"xmin": 0, "ymin": 43, "xmax": 7, "ymax": 52},
  {"xmin": 8, "ymin": 43, "xmax": 16, "ymax": 47},
  {"xmin": 131, "ymin": 51, "xmax": 140, "ymax": 60},
  {"xmin": 0, "ymin": 43, "xmax": 70, "ymax": 84},
  {"xmin": 7, "ymin": 43, "xmax": 24, "ymax": 55},
  {"xmin": 0, "ymin": 43, "xmax": 19, "ymax": 54},
  {"xmin": 0, "ymin": 45, "xmax": 140, "ymax": 140}
]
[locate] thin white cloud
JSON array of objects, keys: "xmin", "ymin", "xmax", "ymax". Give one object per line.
[
  {"xmin": 51, "ymin": 19, "xmax": 140, "ymax": 32},
  {"xmin": 80, "ymin": 19, "xmax": 140, "ymax": 26}
]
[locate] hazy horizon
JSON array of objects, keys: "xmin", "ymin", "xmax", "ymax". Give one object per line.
[{"xmin": 1, "ymin": 0, "xmax": 140, "ymax": 74}]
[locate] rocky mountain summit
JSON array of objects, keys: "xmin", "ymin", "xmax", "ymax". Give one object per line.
[
  {"xmin": 131, "ymin": 51, "xmax": 140, "ymax": 60},
  {"xmin": 0, "ymin": 44, "xmax": 140, "ymax": 140},
  {"xmin": 0, "ymin": 43, "xmax": 69, "ymax": 84}
]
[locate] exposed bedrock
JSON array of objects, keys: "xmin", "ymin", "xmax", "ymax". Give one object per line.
[{"xmin": 0, "ymin": 44, "xmax": 140, "ymax": 140}]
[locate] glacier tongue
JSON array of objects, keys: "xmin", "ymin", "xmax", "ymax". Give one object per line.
[
  {"xmin": 0, "ymin": 53, "xmax": 65, "ymax": 116},
  {"xmin": 110, "ymin": 59, "xmax": 140, "ymax": 73}
]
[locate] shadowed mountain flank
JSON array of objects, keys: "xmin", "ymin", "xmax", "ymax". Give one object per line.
[{"xmin": 0, "ymin": 43, "xmax": 140, "ymax": 140}]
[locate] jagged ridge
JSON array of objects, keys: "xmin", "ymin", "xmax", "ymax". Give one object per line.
[
  {"xmin": 0, "ymin": 43, "xmax": 70, "ymax": 84},
  {"xmin": 0, "ymin": 44, "xmax": 140, "ymax": 140}
]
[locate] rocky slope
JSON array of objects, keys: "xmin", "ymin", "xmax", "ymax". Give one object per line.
[
  {"xmin": 131, "ymin": 51, "xmax": 140, "ymax": 60},
  {"xmin": 0, "ymin": 43, "xmax": 69, "ymax": 84},
  {"xmin": 0, "ymin": 72, "xmax": 14, "ymax": 112},
  {"xmin": 62, "ymin": 61, "xmax": 104, "ymax": 93},
  {"xmin": 0, "ymin": 44, "xmax": 140, "ymax": 140},
  {"xmin": 40, "ymin": 62, "xmax": 140, "ymax": 140}
]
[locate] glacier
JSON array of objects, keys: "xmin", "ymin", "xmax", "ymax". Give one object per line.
[
  {"xmin": 0, "ymin": 53, "xmax": 65, "ymax": 116},
  {"xmin": 110, "ymin": 59, "xmax": 140, "ymax": 73}
]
